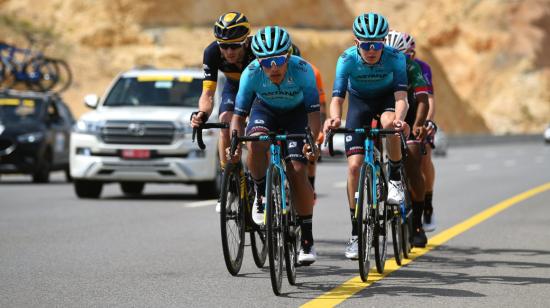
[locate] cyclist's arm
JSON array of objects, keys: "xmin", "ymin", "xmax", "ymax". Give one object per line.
[
  {"xmin": 198, "ymin": 43, "xmax": 220, "ymax": 117},
  {"xmin": 393, "ymin": 53, "xmax": 409, "ymax": 122},
  {"xmin": 328, "ymin": 96, "xmax": 344, "ymax": 122},
  {"xmin": 427, "ymin": 94, "xmax": 435, "ymax": 121},
  {"xmin": 394, "ymin": 91, "xmax": 408, "ymax": 122},
  {"xmin": 232, "ymin": 63, "xmax": 257, "ymax": 136},
  {"xmin": 301, "ymin": 62, "xmax": 321, "ymax": 137}
]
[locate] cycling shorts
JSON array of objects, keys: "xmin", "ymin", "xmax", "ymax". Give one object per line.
[
  {"xmin": 345, "ymin": 92, "xmax": 395, "ymax": 156},
  {"xmin": 246, "ymin": 99, "xmax": 308, "ymax": 164},
  {"xmin": 219, "ymin": 81, "xmax": 238, "ymax": 114}
]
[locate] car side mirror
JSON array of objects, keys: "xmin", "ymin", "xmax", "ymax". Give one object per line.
[{"xmin": 84, "ymin": 94, "xmax": 99, "ymax": 109}]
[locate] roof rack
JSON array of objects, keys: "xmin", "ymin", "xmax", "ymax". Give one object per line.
[{"xmin": 0, "ymin": 88, "xmax": 60, "ymax": 99}]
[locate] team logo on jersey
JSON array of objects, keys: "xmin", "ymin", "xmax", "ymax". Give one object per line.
[
  {"xmin": 288, "ymin": 141, "xmax": 297, "ymax": 148},
  {"xmin": 345, "ymin": 135, "xmax": 353, "ymax": 142},
  {"xmin": 254, "ymin": 119, "xmax": 265, "ymax": 124},
  {"xmin": 287, "ymin": 77, "xmax": 294, "ymax": 84}
]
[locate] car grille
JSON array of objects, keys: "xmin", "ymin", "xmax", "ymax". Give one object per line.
[{"xmin": 100, "ymin": 121, "xmax": 175, "ymax": 145}]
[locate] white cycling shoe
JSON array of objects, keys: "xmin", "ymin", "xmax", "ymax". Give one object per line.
[
  {"xmin": 298, "ymin": 245, "xmax": 317, "ymax": 265},
  {"xmin": 252, "ymin": 195, "xmax": 265, "ymax": 225},
  {"xmin": 345, "ymin": 236, "xmax": 359, "ymax": 260}
]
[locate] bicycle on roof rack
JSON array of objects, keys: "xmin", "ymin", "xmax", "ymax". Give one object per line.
[{"xmin": 0, "ymin": 41, "xmax": 72, "ymax": 93}]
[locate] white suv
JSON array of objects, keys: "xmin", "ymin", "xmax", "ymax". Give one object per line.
[{"xmin": 70, "ymin": 67, "xmax": 223, "ymax": 199}]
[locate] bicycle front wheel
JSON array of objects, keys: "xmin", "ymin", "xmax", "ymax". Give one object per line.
[
  {"xmin": 357, "ymin": 164, "xmax": 375, "ymax": 282},
  {"xmin": 219, "ymin": 164, "xmax": 245, "ymax": 276},
  {"xmin": 266, "ymin": 164, "xmax": 284, "ymax": 295},
  {"xmin": 374, "ymin": 165, "xmax": 389, "ymax": 273}
]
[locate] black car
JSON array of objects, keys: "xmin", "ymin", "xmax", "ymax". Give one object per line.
[{"xmin": 0, "ymin": 90, "xmax": 74, "ymax": 182}]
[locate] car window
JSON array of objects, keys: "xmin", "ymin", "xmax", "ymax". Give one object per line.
[
  {"xmin": 0, "ymin": 97, "xmax": 44, "ymax": 123},
  {"xmin": 55, "ymin": 100, "xmax": 75, "ymax": 125},
  {"xmin": 103, "ymin": 75, "xmax": 202, "ymax": 107},
  {"xmin": 47, "ymin": 101, "xmax": 63, "ymax": 124}
]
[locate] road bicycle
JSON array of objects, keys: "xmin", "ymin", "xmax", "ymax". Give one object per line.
[
  {"xmin": 326, "ymin": 127, "xmax": 406, "ymax": 281},
  {"xmin": 192, "ymin": 121, "xmax": 267, "ymax": 276},
  {"xmin": 0, "ymin": 41, "xmax": 72, "ymax": 92},
  {"xmin": 229, "ymin": 127, "xmax": 317, "ymax": 295}
]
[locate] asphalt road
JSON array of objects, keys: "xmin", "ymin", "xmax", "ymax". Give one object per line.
[{"xmin": 1, "ymin": 142, "xmax": 549, "ymax": 307}]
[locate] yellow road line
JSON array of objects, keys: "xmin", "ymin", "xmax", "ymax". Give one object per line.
[{"xmin": 301, "ymin": 181, "xmax": 550, "ymax": 308}]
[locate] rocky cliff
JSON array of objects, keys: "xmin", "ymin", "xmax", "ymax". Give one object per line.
[{"xmin": 1, "ymin": 0, "xmax": 548, "ymax": 134}]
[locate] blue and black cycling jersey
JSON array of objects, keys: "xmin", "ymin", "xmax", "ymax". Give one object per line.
[
  {"xmin": 332, "ymin": 46, "xmax": 408, "ymax": 99},
  {"xmin": 234, "ymin": 55, "xmax": 320, "ymax": 116}
]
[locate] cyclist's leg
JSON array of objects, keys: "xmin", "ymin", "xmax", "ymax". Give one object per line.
[
  {"xmin": 404, "ymin": 141, "xmax": 428, "ymax": 246},
  {"xmin": 379, "ymin": 94, "xmax": 404, "ymax": 204},
  {"xmin": 245, "ymin": 100, "xmax": 275, "ymax": 224},
  {"xmin": 280, "ymin": 105, "xmax": 317, "ymax": 261},
  {"xmin": 343, "ymin": 94, "xmax": 374, "ymax": 258},
  {"xmin": 218, "ymin": 81, "xmax": 238, "ymax": 167},
  {"xmin": 421, "ymin": 143, "xmax": 436, "ymax": 230}
]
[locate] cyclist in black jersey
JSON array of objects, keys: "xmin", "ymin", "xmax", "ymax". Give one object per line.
[{"xmin": 191, "ymin": 12, "xmax": 254, "ymax": 211}]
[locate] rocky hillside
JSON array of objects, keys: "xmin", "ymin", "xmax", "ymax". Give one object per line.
[{"xmin": 1, "ymin": 0, "xmax": 548, "ymax": 134}]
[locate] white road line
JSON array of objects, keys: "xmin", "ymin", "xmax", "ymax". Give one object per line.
[
  {"xmin": 504, "ymin": 159, "xmax": 517, "ymax": 167},
  {"xmin": 333, "ymin": 181, "xmax": 347, "ymax": 188},
  {"xmin": 466, "ymin": 164, "xmax": 482, "ymax": 171},
  {"xmin": 185, "ymin": 199, "xmax": 217, "ymax": 208}
]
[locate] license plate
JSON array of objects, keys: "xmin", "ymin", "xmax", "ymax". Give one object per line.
[{"xmin": 121, "ymin": 149, "xmax": 151, "ymax": 159}]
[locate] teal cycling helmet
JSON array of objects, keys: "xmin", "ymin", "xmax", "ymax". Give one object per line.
[
  {"xmin": 251, "ymin": 26, "xmax": 292, "ymax": 57},
  {"xmin": 353, "ymin": 13, "xmax": 389, "ymax": 40}
]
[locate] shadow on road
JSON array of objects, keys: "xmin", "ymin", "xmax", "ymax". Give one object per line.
[{"xmin": 274, "ymin": 243, "xmax": 550, "ymax": 299}]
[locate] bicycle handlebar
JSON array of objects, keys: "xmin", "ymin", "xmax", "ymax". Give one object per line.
[
  {"xmin": 191, "ymin": 121, "xmax": 229, "ymax": 150},
  {"xmin": 323, "ymin": 127, "xmax": 407, "ymax": 157},
  {"xmin": 229, "ymin": 127, "xmax": 317, "ymax": 158}
]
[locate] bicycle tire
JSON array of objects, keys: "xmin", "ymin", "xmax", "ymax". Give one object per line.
[
  {"xmin": 284, "ymin": 179, "xmax": 300, "ymax": 285},
  {"xmin": 374, "ymin": 163, "xmax": 389, "ymax": 274},
  {"xmin": 219, "ymin": 164, "xmax": 245, "ymax": 276},
  {"xmin": 401, "ymin": 178, "xmax": 413, "ymax": 259},
  {"xmin": 250, "ymin": 229, "xmax": 267, "ymax": 268},
  {"xmin": 246, "ymin": 172, "xmax": 267, "ymax": 268},
  {"xmin": 50, "ymin": 58, "xmax": 72, "ymax": 93},
  {"xmin": 266, "ymin": 163, "xmax": 284, "ymax": 295},
  {"xmin": 24, "ymin": 57, "xmax": 56, "ymax": 91},
  {"xmin": 357, "ymin": 164, "xmax": 375, "ymax": 282},
  {"xmin": 391, "ymin": 203, "xmax": 403, "ymax": 265},
  {"xmin": 1, "ymin": 59, "xmax": 17, "ymax": 90}
]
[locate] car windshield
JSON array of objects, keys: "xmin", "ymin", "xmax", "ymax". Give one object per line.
[
  {"xmin": 0, "ymin": 97, "xmax": 43, "ymax": 123},
  {"xmin": 103, "ymin": 75, "xmax": 202, "ymax": 107}
]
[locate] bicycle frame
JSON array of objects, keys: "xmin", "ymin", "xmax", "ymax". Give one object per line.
[
  {"xmin": 356, "ymin": 129, "xmax": 384, "ymax": 218},
  {"xmin": 262, "ymin": 137, "xmax": 289, "ymax": 219}
]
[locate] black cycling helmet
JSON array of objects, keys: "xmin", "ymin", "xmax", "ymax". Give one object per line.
[{"xmin": 213, "ymin": 12, "xmax": 251, "ymax": 43}]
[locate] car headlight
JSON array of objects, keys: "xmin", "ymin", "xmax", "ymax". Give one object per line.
[
  {"xmin": 174, "ymin": 122, "xmax": 193, "ymax": 139},
  {"xmin": 74, "ymin": 120, "xmax": 103, "ymax": 135},
  {"xmin": 17, "ymin": 132, "xmax": 45, "ymax": 143}
]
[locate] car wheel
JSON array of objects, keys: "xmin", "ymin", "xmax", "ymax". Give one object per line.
[
  {"xmin": 74, "ymin": 180, "xmax": 103, "ymax": 199},
  {"xmin": 32, "ymin": 152, "xmax": 51, "ymax": 183},
  {"xmin": 120, "ymin": 182, "xmax": 145, "ymax": 196}
]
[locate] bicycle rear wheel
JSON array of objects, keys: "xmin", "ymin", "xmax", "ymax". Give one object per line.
[
  {"xmin": 284, "ymin": 179, "xmax": 300, "ymax": 285},
  {"xmin": 50, "ymin": 58, "xmax": 72, "ymax": 93},
  {"xmin": 391, "ymin": 203, "xmax": 403, "ymax": 265},
  {"xmin": 357, "ymin": 164, "xmax": 375, "ymax": 282},
  {"xmin": 266, "ymin": 164, "xmax": 284, "ymax": 295},
  {"xmin": 219, "ymin": 164, "xmax": 245, "ymax": 276},
  {"xmin": 248, "ymin": 173, "xmax": 267, "ymax": 268},
  {"xmin": 401, "ymin": 181, "xmax": 413, "ymax": 259}
]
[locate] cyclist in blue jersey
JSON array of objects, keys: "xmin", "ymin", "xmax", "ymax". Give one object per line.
[
  {"xmin": 229, "ymin": 26, "xmax": 321, "ymax": 264},
  {"xmin": 323, "ymin": 13, "xmax": 410, "ymax": 259},
  {"xmin": 403, "ymin": 33, "xmax": 438, "ymax": 232}
]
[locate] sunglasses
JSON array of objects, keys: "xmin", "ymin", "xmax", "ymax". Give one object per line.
[
  {"xmin": 258, "ymin": 54, "xmax": 288, "ymax": 68},
  {"xmin": 357, "ymin": 40, "xmax": 385, "ymax": 51},
  {"xmin": 217, "ymin": 41, "xmax": 245, "ymax": 50}
]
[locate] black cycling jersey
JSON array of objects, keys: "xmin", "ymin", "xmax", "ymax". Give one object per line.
[{"xmin": 202, "ymin": 38, "xmax": 256, "ymax": 91}]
